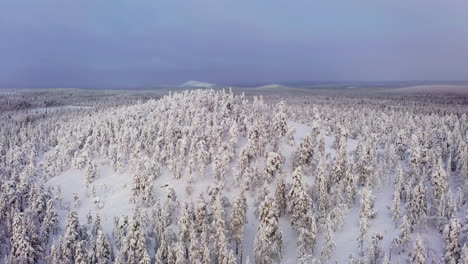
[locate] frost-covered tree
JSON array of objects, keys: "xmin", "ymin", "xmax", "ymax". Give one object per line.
[
  {"xmin": 85, "ymin": 160, "xmax": 98, "ymax": 187},
  {"xmin": 316, "ymin": 157, "xmax": 328, "ymax": 221},
  {"xmin": 60, "ymin": 211, "xmax": 85, "ymax": 263},
  {"xmin": 9, "ymin": 213, "xmax": 41, "ymax": 264},
  {"xmin": 113, "ymin": 215, "xmax": 128, "ymax": 250},
  {"xmin": 407, "ymin": 180, "xmax": 427, "ymax": 229},
  {"xmin": 74, "ymin": 241, "xmax": 88, "ymax": 264},
  {"xmin": 73, "ymin": 192, "xmax": 80, "ymax": 209},
  {"xmin": 292, "ymin": 134, "xmax": 316, "ymax": 169},
  {"xmin": 40, "ymin": 199, "xmax": 59, "ymax": 240},
  {"xmin": 392, "ymin": 214, "xmax": 411, "ymax": 254},
  {"xmin": 410, "ymin": 234, "xmax": 426, "ymax": 264},
  {"xmin": 178, "ymin": 202, "xmax": 191, "ymax": 258},
  {"xmin": 288, "ymin": 166, "xmax": 313, "ymax": 231},
  {"xmin": 391, "ymin": 179, "xmax": 402, "ymax": 227},
  {"xmin": 199, "ymin": 223, "xmax": 211, "ymax": 264},
  {"xmin": 142, "ymin": 176, "xmax": 155, "ymax": 207},
  {"xmin": 275, "ymin": 173, "xmax": 287, "ymax": 217},
  {"xmin": 408, "ymin": 134, "xmax": 422, "ymax": 178},
  {"xmin": 345, "ymin": 160, "xmax": 358, "ymax": 206},
  {"xmin": 444, "ymin": 218, "xmax": 461, "ymax": 263},
  {"xmin": 213, "ymin": 194, "xmax": 228, "ymax": 263},
  {"xmin": 155, "ymin": 229, "xmax": 174, "ymax": 264},
  {"xmin": 296, "ymin": 217, "xmax": 317, "ymax": 263},
  {"xmin": 264, "ymin": 152, "xmax": 283, "ymax": 183},
  {"xmin": 195, "ymin": 194, "xmax": 208, "ymax": 233},
  {"xmin": 320, "ymin": 214, "xmax": 336, "ymax": 262},
  {"xmin": 188, "ymin": 222, "xmax": 200, "ymax": 264},
  {"xmin": 232, "ymin": 189, "xmax": 247, "ymax": 260},
  {"xmin": 369, "ymin": 233, "xmax": 383, "ymax": 264},
  {"xmin": 331, "ymin": 136, "xmax": 347, "ymax": 184},
  {"xmin": 254, "ymin": 194, "xmax": 283, "ymax": 264},
  {"xmin": 125, "ymin": 210, "xmax": 151, "ymax": 264},
  {"xmin": 459, "ymin": 244, "xmax": 468, "ymax": 264},
  {"xmin": 432, "ymin": 158, "xmax": 449, "ymax": 203},
  {"xmin": 96, "ymin": 230, "xmax": 114, "ymax": 264},
  {"xmin": 358, "ymin": 187, "xmax": 376, "ymax": 255}
]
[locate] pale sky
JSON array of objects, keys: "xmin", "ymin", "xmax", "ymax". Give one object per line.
[{"xmin": 1, "ymin": 0, "xmax": 467, "ymax": 87}]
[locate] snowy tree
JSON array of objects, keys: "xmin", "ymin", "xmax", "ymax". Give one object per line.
[
  {"xmin": 297, "ymin": 215, "xmax": 317, "ymax": 262},
  {"xmin": 60, "ymin": 211, "xmax": 85, "ymax": 263},
  {"xmin": 410, "ymin": 234, "xmax": 426, "ymax": 264},
  {"xmin": 392, "ymin": 215, "xmax": 411, "ymax": 254},
  {"xmin": 328, "ymin": 205, "xmax": 347, "ymax": 232},
  {"xmin": 155, "ymin": 229, "xmax": 174, "ymax": 264},
  {"xmin": 213, "ymin": 194, "xmax": 229, "ymax": 263},
  {"xmin": 9, "ymin": 213, "xmax": 41, "ymax": 264},
  {"xmin": 96, "ymin": 230, "xmax": 114, "ymax": 263},
  {"xmin": 113, "ymin": 215, "xmax": 128, "ymax": 250},
  {"xmin": 391, "ymin": 179, "xmax": 402, "ymax": 227},
  {"xmin": 275, "ymin": 173, "xmax": 287, "ymax": 217},
  {"xmin": 73, "ymin": 192, "xmax": 80, "ymax": 209},
  {"xmin": 45, "ymin": 243, "xmax": 60, "ymax": 264},
  {"xmin": 408, "ymin": 134, "xmax": 422, "ymax": 178},
  {"xmin": 320, "ymin": 214, "xmax": 336, "ymax": 262},
  {"xmin": 292, "ymin": 134, "xmax": 316, "ymax": 169},
  {"xmin": 459, "ymin": 244, "xmax": 468, "ymax": 264},
  {"xmin": 188, "ymin": 222, "xmax": 200, "ymax": 264},
  {"xmin": 74, "ymin": 240, "xmax": 88, "ymax": 264},
  {"xmin": 85, "ymin": 160, "xmax": 98, "ymax": 186},
  {"xmin": 345, "ymin": 160, "xmax": 358, "ymax": 206},
  {"xmin": 316, "ymin": 157, "xmax": 328, "ymax": 221},
  {"xmin": 199, "ymin": 223, "xmax": 211, "ymax": 264},
  {"xmin": 170, "ymin": 242, "xmax": 185, "ymax": 264},
  {"xmin": 178, "ymin": 202, "xmax": 191, "ymax": 258},
  {"xmin": 331, "ymin": 136, "xmax": 347, "ymax": 184},
  {"xmin": 358, "ymin": 187, "xmax": 376, "ymax": 256},
  {"xmin": 125, "ymin": 210, "xmax": 151, "ymax": 264},
  {"xmin": 288, "ymin": 166, "xmax": 313, "ymax": 231},
  {"xmin": 264, "ymin": 152, "xmax": 283, "ymax": 183},
  {"xmin": 142, "ymin": 176, "xmax": 155, "ymax": 207},
  {"xmin": 231, "ymin": 190, "xmax": 247, "ymax": 260},
  {"xmin": 432, "ymin": 158, "xmax": 449, "ymax": 203},
  {"xmin": 286, "ymin": 126, "xmax": 296, "ymax": 147},
  {"xmin": 444, "ymin": 218, "xmax": 461, "ymax": 263},
  {"xmin": 195, "ymin": 194, "xmax": 208, "ymax": 233},
  {"xmin": 254, "ymin": 194, "xmax": 283, "ymax": 264},
  {"xmin": 407, "ymin": 180, "xmax": 427, "ymax": 229},
  {"xmin": 368, "ymin": 233, "xmax": 383, "ymax": 264},
  {"xmin": 40, "ymin": 199, "xmax": 59, "ymax": 240}
]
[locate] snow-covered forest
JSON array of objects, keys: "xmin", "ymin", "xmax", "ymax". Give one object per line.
[{"xmin": 1, "ymin": 88, "xmax": 467, "ymax": 264}]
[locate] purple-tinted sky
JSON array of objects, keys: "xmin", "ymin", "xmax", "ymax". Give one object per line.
[{"xmin": 1, "ymin": 0, "xmax": 468, "ymax": 88}]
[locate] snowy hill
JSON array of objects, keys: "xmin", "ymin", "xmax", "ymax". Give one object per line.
[
  {"xmin": 0, "ymin": 89, "xmax": 467, "ymax": 264},
  {"xmin": 256, "ymin": 84, "xmax": 289, "ymax": 89},
  {"xmin": 179, "ymin": 80, "xmax": 215, "ymax": 88}
]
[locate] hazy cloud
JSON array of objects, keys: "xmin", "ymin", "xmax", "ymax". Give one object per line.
[{"xmin": 1, "ymin": 0, "xmax": 467, "ymax": 87}]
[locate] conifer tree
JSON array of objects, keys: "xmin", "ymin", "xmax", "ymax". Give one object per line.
[
  {"xmin": 410, "ymin": 234, "xmax": 426, "ymax": 264},
  {"xmin": 254, "ymin": 194, "xmax": 283, "ymax": 264},
  {"xmin": 275, "ymin": 173, "xmax": 287, "ymax": 217},
  {"xmin": 392, "ymin": 215, "xmax": 411, "ymax": 253},
  {"xmin": 407, "ymin": 180, "xmax": 427, "ymax": 229},
  {"xmin": 444, "ymin": 218, "xmax": 461, "ymax": 263},
  {"xmin": 232, "ymin": 190, "xmax": 248, "ymax": 261}
]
